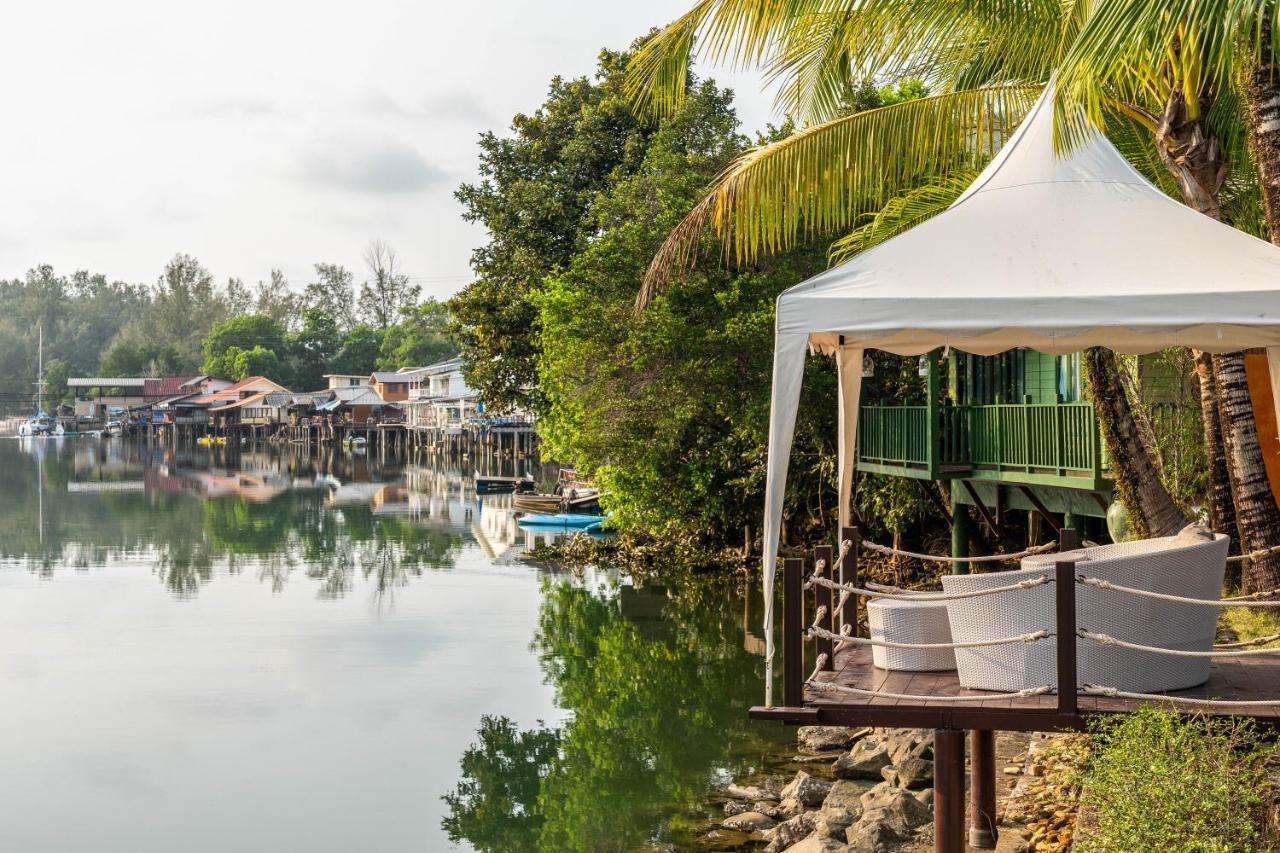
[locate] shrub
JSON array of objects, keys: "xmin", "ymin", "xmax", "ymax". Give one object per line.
[{"xmin": 1077, "ymin": 708, "xmax": 1270, "ymax": 851}]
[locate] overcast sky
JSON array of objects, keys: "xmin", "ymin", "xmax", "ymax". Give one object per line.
[{"xmin": 0, "ymin": 1, "xmax": 773, "ymax": 301}]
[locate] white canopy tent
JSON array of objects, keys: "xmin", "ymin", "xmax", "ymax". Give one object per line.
[{"xmin": 762, "ymin": 88, "xmax": 1280, "ymax": 705}]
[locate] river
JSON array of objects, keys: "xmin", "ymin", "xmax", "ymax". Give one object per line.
[{"xmin": 0, "ymin": 438, "xmax": 788, "ymax": 852}]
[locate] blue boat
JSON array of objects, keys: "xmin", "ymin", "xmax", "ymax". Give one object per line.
[{"xmin": 517, "ymin": 513, "xmax": 606, "ymax": 529}]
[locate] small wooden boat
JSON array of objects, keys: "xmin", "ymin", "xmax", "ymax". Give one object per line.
[
  {"xmin": 475, "ymin": 472, "xmax": 535, "ymax": 494},
  {"xmin": 513, "ymin": 493, "xmax": 563, "ymax": 512}
]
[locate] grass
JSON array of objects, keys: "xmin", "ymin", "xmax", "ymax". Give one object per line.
[{"xmin": 1076, "ymin": 708, "xmax": 1272, "ymax": 852}]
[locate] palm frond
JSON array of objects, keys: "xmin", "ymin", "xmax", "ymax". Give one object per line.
[
  {"xmin": 636, "ymin": 84, "xmax": 1041, "ymax": 308},
  {"xmin": 826, "ymin": 173, "xmax": 975, "ymax": 265}
]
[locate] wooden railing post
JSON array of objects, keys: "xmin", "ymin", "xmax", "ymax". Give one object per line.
[
  {"xmin": 784, "ymin": 557, "xmax": 804, "ymax": 707},
  {"xmin": 1055, "ymin": 558, "xmax": 1078, "ymax": 716},
  {"xmin": 814, "ymin": 545, "xmax": 834, "ymax": 671},
  {"xmin": 840, "ymin": 526, "xmax": 860, "ymax": 636}
]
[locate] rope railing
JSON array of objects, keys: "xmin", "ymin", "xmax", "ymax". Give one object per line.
[
  {"xmin": 807, "ymin": 678, "xmax": 1054, "ymax": 703},
  {"xmin": 1082, "ymin": 684, "xmax": 1280, "ymax": 708},
  {"xmin": 1078, "ymin": 629, "xmax": 1280, "ymax": 658},
  {"xmin": 1225, "ymin": 543, "xmax": 1280, "ymax": 564},
  {"xmin": 808, "ymin": 572, "xmax": 1051, "ymax": 602},
  {"xmin": 1078, "ymin": 575, "xmax": 1280, "ymax": 607},
  {"xmin": 808, "ymin": 623, "xmax": 1049, "ymax": 651},
  {"xmin": 859, "ymin": 539, "xmax": 1057, "ymax": 564}
]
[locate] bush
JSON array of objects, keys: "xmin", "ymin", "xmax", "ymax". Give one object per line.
[{"xmin": 1077, "ymin": 708, "xmax": 1270, "ymax": 851}]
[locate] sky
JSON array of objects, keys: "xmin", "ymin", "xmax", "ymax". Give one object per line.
[{"xmin": 0, "ymin": 1, "xmax": 773, "ymax": 302}]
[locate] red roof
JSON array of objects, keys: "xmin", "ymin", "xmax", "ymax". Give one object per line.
[
  {"xmin": 186, "ymin": 377, "xmax": 285, "ymax": 406},
  {"xmin": 142, "ymin": 376, "xmax": 199, "ymax": 398}
]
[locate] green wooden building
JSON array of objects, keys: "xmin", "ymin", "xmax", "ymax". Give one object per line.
[{"xmin": 856, "ymin": 349, "xmax": 1114, "ymax": 546}]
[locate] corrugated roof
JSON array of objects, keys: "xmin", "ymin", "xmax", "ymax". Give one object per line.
[
  {"xmin": 143, "ymin": 376, "xmax": 199, "ymax": 397},
  {"xmin": 68, "ymin": 377, "xmax": 147, "ymax": 388}
]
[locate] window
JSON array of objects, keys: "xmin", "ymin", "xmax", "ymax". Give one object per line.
[{"xmin": 349, "ymin": 378, "xmax": 360, "ymax": 387}]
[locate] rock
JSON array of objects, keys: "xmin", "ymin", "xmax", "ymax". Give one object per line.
[
  {"xmin": 702, "ymin": 828, "xmax": 754, "ymax": 850},
  {"xmin": 835, "ymin": 740, "xmax": 892, "ymax": 780},
  {"xmin": 883, "ymin": 729, "xmax": 933, "ymax": 764},
  {"xmin": 762, "ymin": 814, "xmax": 814, "ymax": 852},
  {"xmin": 914, "ymin": 788, "xmax": 934, "ymax": 808},
  {"xmin": 780, "ymin": 771, "xmax": 832, "ymax": 807},
  {"xmin": 753, "ymin": 800, "xmax": 783, "ymax": 820},
  {"xmin": 1003, "ymin": 765, "xmax": 1022, "ymax": 775},
  {"xmin": 782, "ymin": 834, "xmax": 846, "ymax": 853},
  {"xmin": 894, "ymin": 757, "xmax": 934, "ymax": 790},
  {"xmin": 722, "ymin": 811, "xmax": 778, "ymax": 832},
  {"xmin": 880, "ymin": 765, "xmax": 898, "ymax": 786},
  {"xmin": 859, "ymin": 781, "xmax": 895, "ymax": 810},
  {"xmin": 821, "ymin": 779, "xmax": 866, "ymax": 813},
  {"xmin": 845, "ymin": 817, "xmax": 900, "ymax": 852},
  {"xmin": 723, "ymin": 800, "xmax": 750, "ymax": 816},
  {"xmin": 776, "ymin": 797, "xmax": 805, "ymax": 819},
  {"xmin": 725, "ymin": 783, "xmax": 767, "ymax": 800},
  {"xmin": 813, "ymin": 807, "xmax": 857, "ymax": 838},
  {"xmin": 860, "ymin": 784, "xmax": 931, "ymax": 830},
  {"xmin": 797, "ymin": 725, "xmax": 854, "ymax": 751}
]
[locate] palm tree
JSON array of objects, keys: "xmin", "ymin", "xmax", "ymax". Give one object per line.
[
  {"xmin": 627, "ymin": 1, "xmax": 1197, "ymax": 536},
  {"xmin": 1057, "ymin": 0, "xmax": 1280, "ymax": 588}
]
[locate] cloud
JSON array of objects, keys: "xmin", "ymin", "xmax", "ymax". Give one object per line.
[
  {"xmin": 352, "ymin": 88, "xmax": 495, "ymax": 126},
  {"xmin": 176, "ymin": 94, "xmax": 284, "ymax": 120},
  {"xmin": 301, "ymin": 140, "xmax": 447, "ymax": 195}
]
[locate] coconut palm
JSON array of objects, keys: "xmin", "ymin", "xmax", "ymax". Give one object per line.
[
  {"xmin": 627, "ymin": 0, "xmax": 1201, "ymax": 539},
  {"xmin": 1056, "ymin": 0, "xmax": 1280, "ymax": 590}
]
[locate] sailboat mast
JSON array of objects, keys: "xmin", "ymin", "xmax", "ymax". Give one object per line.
[{"xmin": 36, "ymin": 323, "xmax": 43, "ymax": 413}]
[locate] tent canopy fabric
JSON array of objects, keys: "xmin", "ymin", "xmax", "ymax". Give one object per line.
[{"xmin": 760, "ymin": 87, "xmax": 1280, "ymax": 706}]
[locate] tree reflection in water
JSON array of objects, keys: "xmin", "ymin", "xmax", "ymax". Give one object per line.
[
  {"xmin": 0, "ymin": 440, "xmax": 468, "ymax": 600},
  {"xmin": 443, "ymin": 579, "xmax": 788, "ymax": 852}
]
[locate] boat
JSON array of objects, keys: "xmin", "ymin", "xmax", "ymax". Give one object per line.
[
  {"xmin": 343, "ymin": 436, "xmax": 368, "ymax": 450},
  {"xmin": 17, "ymin": 326, "xmax": 65, "ymax": 437},
  {"xmin": 475, "ymin": 472, "xmax": 535, "ymax": 494},
  {"xmin": 196, "ymin": 435, "xmax": 227, "ymax": 446},
  {"xmin": 513, "ymin": 493, "xmax": 563, "ymax": 512},
  {"xmin": 18, "ymin": 412, "xmax": 63, "ymax": 437},
  {"xmin": 517, "ymin": 512, "xmax": 606, "ymax": 529}
]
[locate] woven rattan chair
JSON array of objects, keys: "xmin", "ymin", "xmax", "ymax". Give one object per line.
[{"xmin": 939, "ymin": 533, "xmax": 1229, "ymax": 693}]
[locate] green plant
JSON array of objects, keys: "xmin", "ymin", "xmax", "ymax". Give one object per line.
[{"xmin": 1078, "ymin": 708, "xmax": 1271, "ymax": 851}]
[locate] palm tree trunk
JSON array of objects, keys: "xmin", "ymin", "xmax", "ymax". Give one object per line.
[
  {"xmin": 1194, "ymin": 352, "xmax": 1241, "ymax": 582},
  {"xmin": 1083, "ymin": 348, "xmax": 1188, "ymax": 538},
  {"xmin": 1245, "ymin": 18, "xmax": 1280, "ymax": 237},
  {"xmin": 1213, "ymin": 353, "xmax": 1280, "ymax": 593}
]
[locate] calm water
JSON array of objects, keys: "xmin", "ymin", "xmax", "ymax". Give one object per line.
[{"xmin": 0, "ymin": 439, "xmax": 785, "ymax": 852}]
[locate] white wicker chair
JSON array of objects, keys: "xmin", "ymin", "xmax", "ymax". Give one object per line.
[
  {"xmin": 940, "ymin": 534, "xmax": 1229, "ymax": 693},
  {"xmin": 867, "ymin": 598, "xmax": 957, "ymax": 671}
]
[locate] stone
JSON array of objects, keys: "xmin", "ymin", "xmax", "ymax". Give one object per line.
[
  {"xmin": 821, "ymin": 779, "xmax": 866, "ymax": 813},
  {"xmin": 782, "ymin": 834, "xmax": 846, "ymax": 853},
  {"xmin": 894, "ymin": 757, "xmax": 934, "ymax": 790},
  {"xmin": 780, "ymin": 771, "xmax": 832, "ymax": 807},
  {"xmin": 860, "ymin": 784, "xmax": 931, "ymax": 830},
  {"xmin": 723, "ymin": 800, "xmax": 750, "ymax": 816},
  {"xmin": 880, "ymin": 766, "xmax": 898, "ymax": 786},
  {"xmin": 884, "ymin": 729, "xmax": 933, "ymax": 764},
  {"xmin": 914, "ymin": 788, "xmax": 934, "ymax": 808},
  {"xmin": 835, "ymin": 740, "xmax": 892, "ymax": 780},
  {"xmin": 797, "ymin": 725, "xmax": 853, "ymax": 751},
  {"xmin": 753, "ymin": 800, "xmax": 783, "ymax": 820},
  {"xmin": 813, "ymin": 807, "xmax": 857, "ymax": 838},
  {"xmin": 722, "ymin": 811, "xmax": 778, "ymax": 832},
  {"xmin": 845, "ymin": 818, "xmax": 900, "ymax": 852},
  {"xmin": 777, "ymin": 797, "xmax": 805, "ymax": 819},
  {"xmin": 725, "ymin": 783, "xmax": 767, "ymax": 800},
  {"xmin": 762, "ymin": 814, "xmax": 814, "ymax": 852}
]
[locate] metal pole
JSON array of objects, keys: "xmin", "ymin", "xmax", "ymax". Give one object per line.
[
  {"xmin": 783, "ymin": 557, "xmax": 804, "ymax": 706},
  {"xmin": 969, "ymin": 729, "xmax": 998, "ymax": 848},
  {"xmin": 934, "ymin": 728, "xmax": 966, "ymax": 853}
]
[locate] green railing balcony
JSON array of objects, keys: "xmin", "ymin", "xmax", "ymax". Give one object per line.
[{"xmin": 857, "ymin": 401, "xmax": 1108, "ymax": 490}]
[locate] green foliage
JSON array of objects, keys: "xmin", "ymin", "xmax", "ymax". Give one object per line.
[
  {"xmin": 305, "ymin": 263, "xmax": 358, "ymax": 332},
  {"xmin": 1078, "ymin": 709, "xmax": 1271, "ymax": 852},
  {"xmin": 201, "ymin": 315, "xmax": 287, "ymax": 377},
  {"xmin": 288, "ymin": 309, "xmax": 343, "ymax": 390},
  {"xmin": 331, "ymin": 324, "xmax": 384, "ymax": 377},
  {"xmin": 534, "ymin": 68, "xmax": 845, "ymax": 546},
  {"xmin": 377, "ymin": 299, "xmax": 457, "ymax": 369},
  {"xmin": 449, "ymin": 46, "xmax": 660, "ymax": 413}
]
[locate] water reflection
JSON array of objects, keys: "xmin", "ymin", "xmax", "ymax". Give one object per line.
[
  {"xmin": 444, "ymin": 579, "xmax": 789, "ymax": 852},
  {"xmin": 0, "ymin": 438, "xmax": 551, "ymax": 597}
]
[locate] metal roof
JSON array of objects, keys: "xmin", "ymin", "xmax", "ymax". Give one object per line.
[{"xmin": 68, "ymin": 377, "xmax": 147, "ymax": 388}]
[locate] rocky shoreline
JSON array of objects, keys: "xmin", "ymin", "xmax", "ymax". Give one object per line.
[{"xmin": 702, "ymin": 726, "xmax": 1087, "ymax": 853}]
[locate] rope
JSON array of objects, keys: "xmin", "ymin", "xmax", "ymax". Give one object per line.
[
  {"xmin": 1078, "ymin": 629, "xmax": 1280, "ymax": 658},
  {"xmin": 808, "ymin": 679, "xmax": 1053, "ymax": 703},
  {"xmin": 808, "ymin": 573, "xmax": 1051, "ymax": 602},
  {"xmin": 1226, "ymin": 543, "xmax": 1280, "ymax": 564},
  {"xmin": 860, "ymin": 539, "xmax": 1058, "ymax": 564},
  {"xmin": 809, "ymin": 624, "xmax": 1050, "ymax": 650},
  {"xmin": 1217, "ymin": 632, "xmax": 1280, "ymax": 649},
  {"xmin": 1078, "ymin": 576, "xmax": 1280, "ymax": 607},
  {"xmin": 1082, "ymin": 684, "xmax": 1280, "ymax": 708}
]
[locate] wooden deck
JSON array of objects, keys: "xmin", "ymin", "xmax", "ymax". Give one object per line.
[{"xmin": 750, "ymin": 645, "xmax": 1280, "ymax": 731}]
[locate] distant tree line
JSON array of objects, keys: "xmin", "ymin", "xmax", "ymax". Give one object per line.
[{"xmin": 0, "ymin": 239, "xmax": 457, "ymax": 412}]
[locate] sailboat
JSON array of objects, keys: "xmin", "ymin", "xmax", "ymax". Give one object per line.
[{"xmin": 17, "ymin": 325, "xmax": 64, "ymax": 438}]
